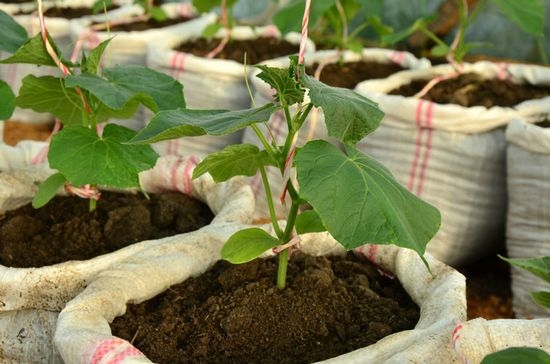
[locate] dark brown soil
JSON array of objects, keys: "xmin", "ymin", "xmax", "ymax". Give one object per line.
[
  {"xmin": 0, "ymin": 191, "xmax": 213, "ymax": 268},
  {"xmin": 2, "ymin": 120, "xmax": 54, "ymax": 146},
  {"xmin": 111, "ymin": 251, "xmax": 420, "ymax": 364},
  {"xmin": 174, "ymin": 37, "xmax": 300, "ymax": 65},
  {"xmin": 14, "ymin": 5, "xmax": 118, "ymax": 18},
  {"xmin": 103, "ymin": 15, "xmax": 193, "ymax": 32},
  {"xmin": 306, "ymin": 60, "xmax": 405, "ymax": 89},
  {"xmin": 389, "ymin": 72, "xmax": 550, "ymax": 107}
]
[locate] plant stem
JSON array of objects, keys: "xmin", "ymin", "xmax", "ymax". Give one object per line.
[
  {"xmin": 276, "ymin": 181, "xmax": 300, "ymax": 290},
  {"xmin": 259, "ymin": 165, "xmax": 283, "ymax": 239}
]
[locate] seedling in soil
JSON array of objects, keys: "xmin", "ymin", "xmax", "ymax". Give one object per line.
[
  {"xmin": 381, "ymin": 0, "xmax": 545, "ymax": 96},
  {"xmin": 192, "ymin": 0, "xmax": 239, "ymax": 58},
  {"xmin": 130, "ymin": 0, "xmax": 441, "ymax": 289},
  {"xmin": 0, "ymin": 4, "xmax": 183, "ymax": 210}
]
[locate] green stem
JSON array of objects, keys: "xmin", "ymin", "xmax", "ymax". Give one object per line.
[
  {"xmin": 89, "ymin": 195, "xmax": 97, "ymax": 212},
  {"xmin": 276, "ymin": 181, "xmax": 301, "ymax": 290},
  {"xmin": 259, "ymin": 165, "xmax": 284, "ymax": 239},
  {"xmin": 277, "ymin": 248, "xmax": 289, "ymax": 290}
]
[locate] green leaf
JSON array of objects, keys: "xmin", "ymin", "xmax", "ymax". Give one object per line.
[
  {"xmin": 192, "ymin": 144, "xmax": 273, "ymax": 182},
  {"xmin": 66, "ymin": 65, "xmax": 185, "ymax": 112},
  {"xmin": 531, "ymin": 291, "xmax": 550, "ymax": 309},
  {"xmin": 380, "ymin": 16, "xmax": 435, "ymax": 46},
  {"xmin": 299, "ymin": 72, "xmax": 384, "ymax": 145},
  {"xmin": 48, "ymin": 124, "xmax": 158, "ymax": 188},
  {"xmin": 499, "ymin": 256, "xmax": 550, "ymax": 284},
  {"xmin": 0, "ymin": 80, "xmax": 15, "ymax": 120},
  {"xmin": 256, "ymin": 64, "xmax": 304, "ymax": 106},
  {"xmin": 490, "ymin": 0, "xmax": 545, "ymax": 36},
  {"xmin": 221, "ymin": 228, "xmax": 281, "ymax": 264},
  {"xmin": 295, "ymin": 140, "xmax": 440, "ymax": 257},
  {"xmin": 0, "ymin": 33, "xmax": 62, "ymax": 67},
  {"xmin": 201, "ymin": 22, "xmax": 222, "ymax": 39},
  {"xmin": 32, "ymin": 173, "xmax": 67, "ymax": 209},
  {"xmin": 130, "ymin": 104, "xmax": 276, "ymax": 144},
  {"xmin": 82, "ymin": 38, "xmax": 113, "ymax": 75},
  {"xmin": 481, "ymin": 347, "xmax": 550, "ymax": 364},
  {"xmin": 295, "ymin": 209, "xmax": 326, "ymax": 234},
  {"xmin": 150, "ymin": 6, "xmax": 167, "ymax": 22},
  {"xmin": 0, "ymin": 9, "xmax": 28, "ymax": 53},
  {"xmin": 92, "ymin": 0, "xmax": 113, "ymax": 14},
  {"xmin": 15, "ymin": 75, "xmax": 84, "ymax": 124}
]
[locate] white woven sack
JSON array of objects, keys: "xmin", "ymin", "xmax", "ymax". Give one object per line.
[
  {"xmin": 354, "ymin": 62, "xmax": 550, "ymax": 267},
  {"xmin": 452, "ymin": 317, "xmax": 550, "ymax": 363},
  {"xmin": 505, "ymin": 118, "xmax": 550, "ymax": 318},
  {"xmin": 146, "ymin": 25, "xmax": 314, "ymax": 159},
  {"xmin": 242, "ymin": 48, "xmax": 431, "ymax": 220},
  {"xmin": 0, "ymin": 155, "xmax": 253, "ymax": 363},
  {"xmin": 70, "ymin": 3, "xmax": 215, "ymax": 68},
  {"xmin": 54, "ymin": 234, "xmax": 465, "ymax": 364},
  {"xmin": 0, "ymin": 139, "xmax": 51, "ymax": 172}
]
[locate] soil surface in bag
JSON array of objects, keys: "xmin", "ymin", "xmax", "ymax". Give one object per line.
[
  {"xmin": 306, "ymin": 60, "xmax": 405, "ymax": 89},
  {"xmin": 174, "ymin": 37, "xmax": 302, "ymax": 66},
  {"xmin": 111, "ymin": 251, "xmax": 420, "ymax": 364},
  {"xmin": 0, "ymin": 191, "xmax": 214, "ymax": 267},
  {"xmin": 389, "ymin": 72, "xmax": 550, "ymax": 107}
]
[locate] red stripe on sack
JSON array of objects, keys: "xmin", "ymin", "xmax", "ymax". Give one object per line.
[
  {"xmin": 451, "ymin": 323, "xmax": 462, "ymax": 347},
  {"xmin": 183, "ymin": 155, "xmax": 198, "ymax": 196},
  {"xmin": 408, "ymin": 100, "xmax": 425, "ymax": 191},
  {"xmin": 390, "ymin": 51, "xmax": 405, "ymax": 66},
  {"xmin": 110, "ymin": 346, "xmax": 144, "ymax": 364},
  {"xmin": 171, "ymin": 157, "xmax": 183, "ymax": 192},
  {"xmin": 90, "ymin": 338, "xmax": 125, "ymax": 364},
  {"xmin": 496, "ymin": 62, "xmax": 510, "ymax": 80},
  {"xmin": 415, "ymin": 101, "xmax": 434, "ymax": 196},
  {"xmin": 170, "ymin": 52, "xmax": 185, "ymax": 80},
  {"xmin": 366, "ymin": 244, "xmax": 378, "ymax": 263}
]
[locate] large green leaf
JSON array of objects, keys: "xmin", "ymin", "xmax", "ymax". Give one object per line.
[
  {"xmin": 300, "ymin": 72, "xmax": 384, "ymax": 145},
  {"xmin": 481, "ymin": 347, "xmax": 550, "ymax": 364},
  {"xmin": 0, "ymin": 9, "xmax": 28, "ymax": 53},
  {"xmin": 500, "ymin": 255, "xmax": 550, "ymax": 284},
  {"xmin": 0, "ymin": 80, "xmax": 15, "ymax": 120},
  {"xmin": 295, "ymin": 140, "xmax": 440, "ymax": 257},
  {"xmin": 490, "ymin": 0, "xmax": 544, "ymax": 36},
  {"xmin": 130, "ymin": 103, "xmax": 276, "ymax": 144},
  {"xmin": 193, "ymin": 143, "xmax": 273, "ymax": 182},
  {"xmin": 15, "ymin": 75, "xmax": 84, "ymax": 124},
  {"xmin": 295, "ymin": 209, "xmax": 326, "ymax": 234},
  {"xmin": 256, "ymin": 64, "xmax": 304, "ymax": 106},
  {"xmin": 221, "ymin": 228, "xmax": 281, "ymax": 264},
  {"xmin": 0, "ymin": 32, "xmax": 62, "ymax": 67},
  {"xmin": 48, "ymin": 124, "xmax": 158, "ymax": 188},
  {"xmin": 65, "ymin": 65, "xmax": 185, "ymax": 113}
]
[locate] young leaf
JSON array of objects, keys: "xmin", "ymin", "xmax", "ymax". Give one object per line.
[
  {"xmin": 499, "ymin": 255, "xmax": 550, "ymax": 284},
  {"xmin": 82, "ymin": 38, "xmax": 113, "ymax": 75},
  {"xmin": 0, "ymin": 9, "xmax": 28, "ymax": 53},
  {"xmin": 295, "ymin": 140, "xmax": 440, "ymax": 257},
  {"xmin": 48, "ymin": 124, "xmax": 158, "ymax": 188},
  {"xmin": 256, "ymin": 64, "xmax": 304, "ymax": 106},
  {"xmin": 531, "ymin": 291, "xmax": 550, "ymax": 309},
  {"xmin": 0, "ymin": 33, "xmax": 63, "ymax": 67},
  {"xmin": 193, "ymin": 144, "xmax": 274, "ymax": 182},
  {"xmin": 32, "ymin": 173, "xmax": 67, "ymax": 209},
  {"xmin": 130, "ymin": 104, "xmax": 276, "ymax": 144},
  {"xmin": 65, "ymin": 65, "xmax": 185, "ymax": 112},
  {"xmin": 221, "ymin": 228, "xmax": 281, "ymax": 264},
  {"xmin": 481, "ymin": 347, "xmax": 550, "ymax": 364},
  {"xmin": 299, "ymin": 72, "xmax": 384, "ymax": 145},
  {"xmin": 0, "ymin": 80, "xmax": 15, "ymax": 120},
  {"xmin": 295, "ymin": 209, "xmax": 326, "ymax": 234},
  {"xmin": 490, "ymin": 0, "xmax": 545, "ymax": 36},
  {"xmin": 15, "ymin": 75, "xmax": 85, "ymax": 124}
]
